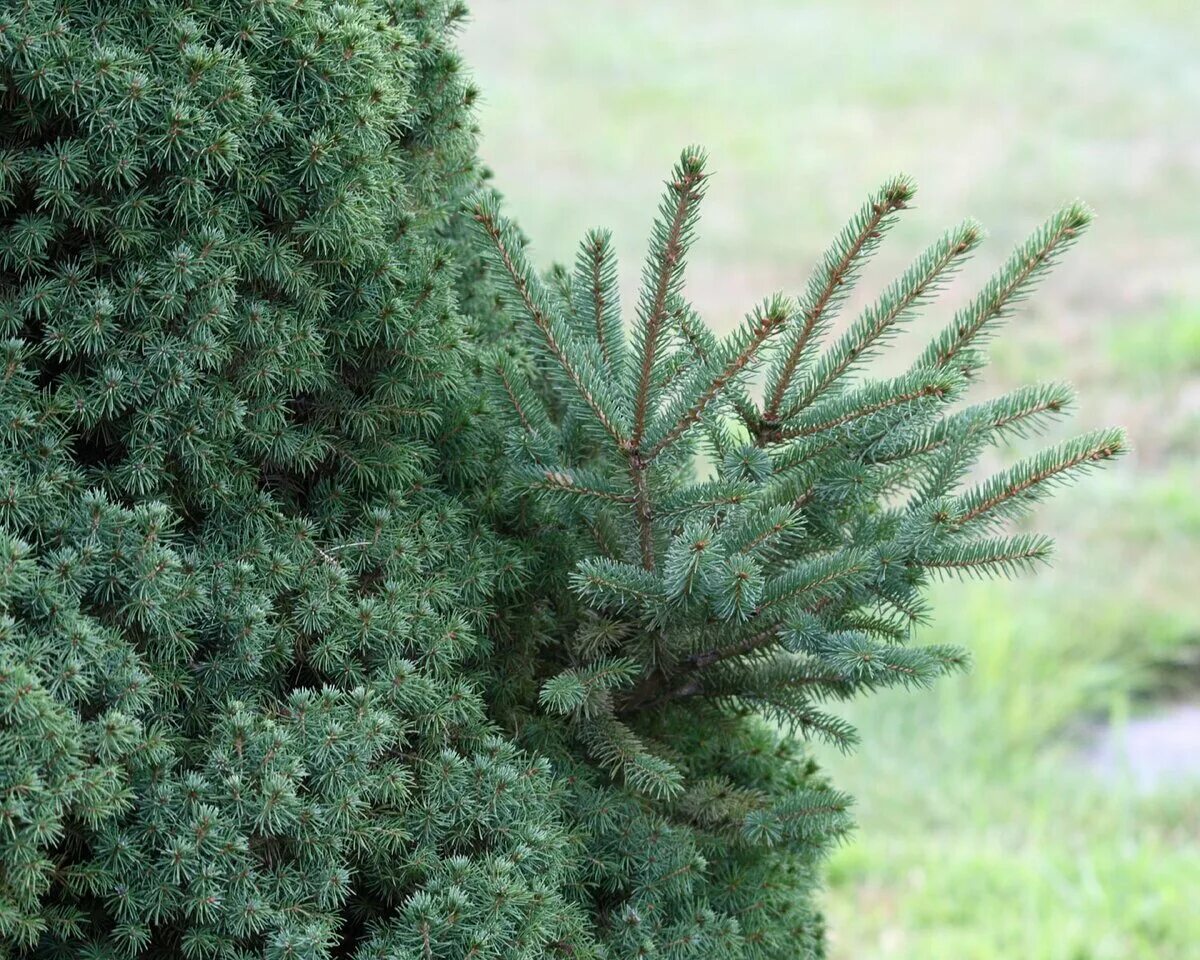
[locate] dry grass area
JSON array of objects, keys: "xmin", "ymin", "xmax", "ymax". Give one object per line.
[{"xmin": 461, "ymin": 3, "xmax": 1200, "ymax": 956}]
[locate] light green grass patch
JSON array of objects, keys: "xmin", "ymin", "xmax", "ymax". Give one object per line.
[{"xmin": 1105, "ymin": 301, "xmax": 1200, "ymax": 379}]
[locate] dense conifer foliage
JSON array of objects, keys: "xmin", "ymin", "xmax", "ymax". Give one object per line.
[
  {"xmin": 0, "ymin": 1, "xmax": 1119, "ymax": 957},
  {"xmin": 0, "ymin": 1, "xmax": 591, "ymax": 956}
]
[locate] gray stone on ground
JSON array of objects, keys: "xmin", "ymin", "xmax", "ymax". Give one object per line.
[{"xmin": 1084, "ymin": 703, "xmax": 1200, "ymax": 792}]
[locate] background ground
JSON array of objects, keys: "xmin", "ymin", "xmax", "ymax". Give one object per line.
[{"xmin": 460, "ymin": 3, "xmax": 1200, "ymax": 957}]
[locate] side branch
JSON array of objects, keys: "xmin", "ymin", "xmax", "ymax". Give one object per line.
[
  {"xmin": 954, "ymin": 429, "xmax": 1124, "ymax": 527},
  {"xmin": 779, "ymin": 377, "xmax": 952, "ymax": 441},
  {"xmin": 631, "ymin": 153, "xmax": 708, "ymax": 449},
  {"xmin": 585, "ymin": 231, "xmax": 617, "ymax": 369},
  {"xmin": 472, "ymin": 202, "xmax": 627, "ymax": 446},
  {"xmin": 532, "ymin": 468, "xmax": 637, "ymax": 505},
  {"xmin": 870, "ymin": 382, "xmax": 1072, "ymax": 465},
  {"xmin": 687, "ymin": 621, "xmax": 784, "ymax": 671},
  {"xmin": 644, "ymin": 300, "xmax": 788, "ymax": 462},
  {"xmin": 921, "ymin": 203, "xmax": 1092, "ymax": 372},
  {"xmin": 763, "ymin": 178, "xmax": 913, "ymax": 427},
  {"xmin": 779, "ymin": 221, "xmax": 982, "ymax": 420},
  {"xmin": 494, "ymin": 359, "xmax": 536, "ymax": 434}
]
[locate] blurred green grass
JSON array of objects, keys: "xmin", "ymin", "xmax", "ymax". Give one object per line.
[
  {"xmin": 821, "ymin": 547, "xmax": 1200, "ymax": 958},
  {"xmin": 461, "ymin": 2, "xmax": 1200, "ymax": 956}
]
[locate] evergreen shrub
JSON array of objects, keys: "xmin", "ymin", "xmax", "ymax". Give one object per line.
[{"xmin": 0, "ymin": 2, "xmax": 1121, "ymax": 957}]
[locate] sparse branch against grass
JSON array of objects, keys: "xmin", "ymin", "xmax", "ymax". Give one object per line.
[{"xmin": 473, "ymin": 151, "xmax": 1123, "ymax": 832}]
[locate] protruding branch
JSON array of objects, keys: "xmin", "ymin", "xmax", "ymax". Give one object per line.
[
  {"xmin": 918, "ymin": 202, "xmax": 1092, "ymax": 375},
  {"xmin": 762, "ymin": 176, "xmax": 915, "ymax": 430},
  {"xmin": 574, "ymin": 228, "xmax": 625, "ymax": 373},
  {"xmin": 630, "ymin": 149, "xmax": 709, "ymax": 450},
  {"xmin": 489, "ymin": 352, "xmax": 552, "ymax": 437},
  {"xmin": 471, "ymin": 195, "xmax": 628, "ymax": 445},
  {"xmin": 953, "ymin": 428, "xmax": 1125, "ymax": 528},
  {"xmin": 778, "ymin": 219, "xmax": 982, "ymax": 420},
  {"xmin": 916, "ymin": 534, "xmax": 1054, "ymax": 579},
  {"xmin": 523, "ymin": 466, "xmax": 637, "ymax": 505},
  {"xmin": 869, "ymin": 381, "xmax": 1073, "ymax": 465},
  {"xmin": 777, "ymin": 369, "xmax": 958, "ymax": 441}
]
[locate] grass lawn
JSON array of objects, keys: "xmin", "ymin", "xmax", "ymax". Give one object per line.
[{"xmin": 461, "ymin": 2, "xmax": 1200, "ymax": 956}]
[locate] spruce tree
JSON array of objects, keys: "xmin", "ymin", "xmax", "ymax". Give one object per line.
[
  {"xmin": 470, "ymin": 149, "xmax": 1124, "ymax": 957},
  {"xmin": 0, "ymin": 0, "xmax": 1123, "ymax": 955},
  {"xmin": 0, "ymin": 1, "xmax": 591, "ymax": 957}
]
